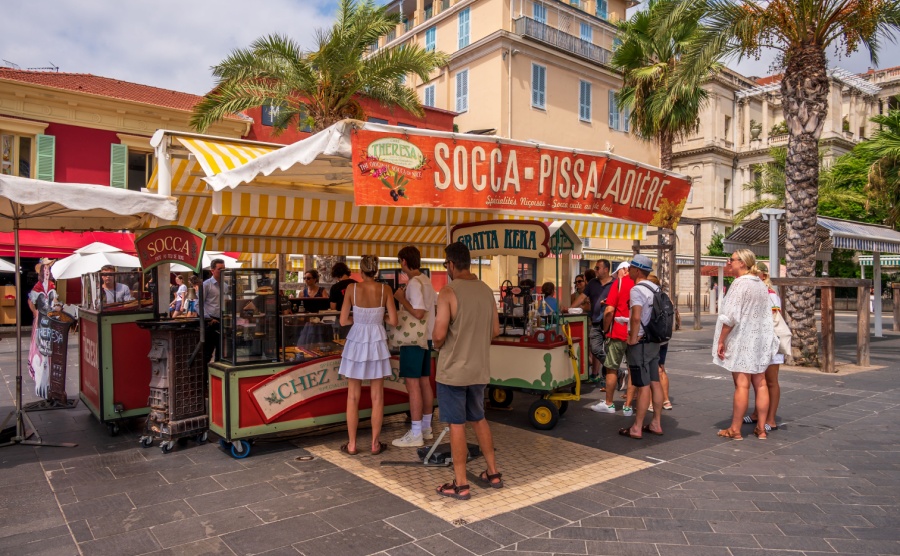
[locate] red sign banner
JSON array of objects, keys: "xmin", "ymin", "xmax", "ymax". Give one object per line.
[
  {"xmin": 135, "ymin": 226, "xmax": 206, "ymax": 272},
  {"xmin": 352, "ymin": 130, "xmax": 691, "ymax": 226}
]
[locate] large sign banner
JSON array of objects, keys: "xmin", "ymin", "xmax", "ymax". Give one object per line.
[
  {"xmin": 135, "ymin": 226, "xmax": 206, "ymax": 272},
  {"xmin": 352, "ymin": 130, "xmax": 691, "ymax": 225}
]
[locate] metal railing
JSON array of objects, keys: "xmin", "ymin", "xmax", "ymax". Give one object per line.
[{"xmin": 513, "ymin": 17, "xmax": 612, "ymax": 65}]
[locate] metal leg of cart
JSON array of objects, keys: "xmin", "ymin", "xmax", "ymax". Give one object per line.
[{"xmin": 380, "ymin": 427, "xmax": 483, "ymax": 467}]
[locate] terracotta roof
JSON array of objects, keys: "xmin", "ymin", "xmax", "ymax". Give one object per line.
[
  {"xmin": 755, "ymin": 74, "xmax": 782, "ymax": 86},
  {"xmin": 0, "ymin": 68, "xmax": 218, "ymax": 115}
]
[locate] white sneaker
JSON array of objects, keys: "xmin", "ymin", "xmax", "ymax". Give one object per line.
[
  {"xmin": 622, "ymin": 406, "xmax": 634, "ymax": 417},
  {"xmin": 591, "ymin": 403, "xmax": 616, "ymax": 414},
  {"xmin": 422, "ymin": 427, "xmax": 433, "ymax": 440},
  {"xmin": 392, "ymin": 430, "xmax": 424, "ymax": 447}
]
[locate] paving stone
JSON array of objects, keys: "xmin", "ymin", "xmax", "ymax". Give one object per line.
[
  {"xmin": 384, "ymin": 510, "xmax": 454, "ymax": 540},
  {"xmin": 489, "ymin": 512, "xmax": 551, "ymax": 537},
  {"xmin": 67, "ymin": 519, "xmax": 94, "ymax": 543},
  {"xmin": 220, "ymin": 513, "xmax": 336, "ymax": 556},
  {"xmin": 415, "ymin": 534, "xmax": 479, "ymax": 556},
  {"xmin": 271, "ymin": 468, "xmax": 350, "ymax": 495},
  {"xmin": 315, "ymin": 492, "xmax": 416, "ymax": 531},
  {"xmin": 583, "ymin": 540, "xmax": 660, "ymax": 555},
  {"xmin": 753, "ymin": 533, "xmax": 837, "ymax": 551},
  {"xmin": 61, "ymin": 492, "xmax": 134, "ymax": 522},
  {"xmin": 109, "ymin": 454, "xmax": 193, "ymax": 478},
  {"xmin": 534, "ymin": 499, "xmax": 592, "ymax": 521},
  {"xmin": 186, "ymin": 482, "xmax": 283, "ymax": 515},
  {"xmin": 606, "ymin": 506, "xmax": 671, "ymax": 519},
  {"xmin": 752, "ymin": 500, "xmax": 825, "ymax": 515},
  {"xmin": 144, "ymin": 536, "xmax": 237, "ymax": 556},
  {"xmin": 655, "ymin": 545, "xmax": 731, "ymax": 556},
  {"xmin": 614, "ymin": 529, "xmax": 687, "ymax": 545},
  {"xmin": 87, "ymin": 499, "xmax": 196, "ymax": 539},
  {"xmin": 633, "ymin": 497, "xmax": 696, "ymax": 509},
  {"xmin": 386, "ymin": 543, "xmax": 436, "ymax": 556},
  {"xmin": 777, "ymin": 522, "xmax": 854, "ymax": 538},
  {"xmin": 511, "ymin": 506, "xmax": 572, "ymax": 529},
  {"xmin": 442, "ymin": 525, "xmax": 502, "ymax": 555},
  {"xmin": 12, "ymin": 534, "xmax": 80, "ymax": 556},
  {"xmin": 294, "ymin": 520, "xmax": 412, "ymax": 556},
  {"xmin": 78, "ymin": 528, "xmax": 162, "ymax": 556},
  {"xmin": 551, "ymin": 525, "xmax": 617, "ymax": 542},
  {"xmin": 551, "ymin": 491, "xmax": 613, "ymax": 514},
  {"xmin": 641, "ymin": 518, "xmax": 713, "ymax": 532},
  {"xmin": 707, "ymin": 520, "xmax": 780, "ymax": 535},
  {"xmin": 729, "ymin": 510, "xmax": 803, "ymax": 524},
  {"xmin": 683, "ymin": 531, "xmax": 760, "ymax": 548},
  {"xmin": 158, "ymin": 459, "xmax": 244, "ymax": 484},
  {"xmin": 247, "ymin": 487, "xmax": 347, "ymax": 522},
  {"xmin": 847, "ymin": 525, "xmax": 900, "ymax": 541},
  {"xmin": 213, "ymin": 462, "xmax": 300, "ymax": 490},
  {"xmin": 129, "ymin": 478, "xmax": 224, "ymax": 508},
  {"xmin": 825, "ymin": 537, "xmax": 900, "ymax": 554},
  {"xmin": 817, "ymin": 503, "xmax": 887, "ymax": 516},
  {"xmin": 793, "ymin": 512, "xmax": 874, "ymax": 527},
  {"xmin": 150, "ymin": 507, "xmax": 264, "ymax": 549},
  {"xmin": 465, "ymin": 520, "xmax": 527, "ymax": 547},
  {"xmin": 516, "ymin": 537, "xmax": 587, "ymax": 554},
  {"xmin": 580, "ymin": 516, "xmax": 646, "ymax": 530},
  {"xmin": 0, "ymin": 523, "xmax": 70, "ymax": 549}
]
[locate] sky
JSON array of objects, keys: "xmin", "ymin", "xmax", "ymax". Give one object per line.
[{"xmin": 1, "ymin": 1, "xmax": 896, "ymax": 96}]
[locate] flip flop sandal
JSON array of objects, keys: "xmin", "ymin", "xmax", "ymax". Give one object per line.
[
  {"xmin": 743, "ymin": 415, "xmax": 757, "ymax": 424},
  {"xmin": 371, "ymin": 441, "xmax": 388, "ymax": 455},
  {"xmin": 478, "ymin": 470, "xmax": 504, "ymax": 489},
  {"xmin": 641, "ymin": 425, "xmax": 664, "ymax": 436},
  {"xmin": 717, "ymin": 429, "xmax": 743, "ymax": 440},
  {"xmin": 618, "ymin": 427, "xmax": 642, "ymax": 440},
  {"xmin": 766, "ymin": 424, "xmax": 778, "ymax": 431},
  {"xmin": 437, "ymin": 480, "xmax": 471, "ymax": 500},
  {"xmin": 340, "ymin": 443, "xmax": 359, "ymax": 455},
  {"xmin": 662, "ymin": 401, "xmax": 673, "ymax": 410}
]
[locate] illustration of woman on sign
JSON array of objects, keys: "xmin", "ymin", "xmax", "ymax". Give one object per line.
[{"xmin": 28, "ymin": 259, "xmax": 59, "ymax": 399}]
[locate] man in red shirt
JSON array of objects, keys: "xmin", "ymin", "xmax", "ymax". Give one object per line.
[{"xmin": 592, "ymin": 262, "xmax": 635, "ymax": 414}]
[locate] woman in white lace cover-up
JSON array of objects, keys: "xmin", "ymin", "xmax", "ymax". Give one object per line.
[{"xmin": 712, "ymin": 249, "xmax": 778, "ymax": 440}]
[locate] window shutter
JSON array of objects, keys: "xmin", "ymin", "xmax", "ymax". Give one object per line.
[
  {"xmin": 459, "ymin": 8, "xmax": 470, "ymax": 49},
  {"xmin": 608, "ymin": 90, "xmax": 618, "ymax": 130},
  {"xmin": 425, "ymin": 85, "xmax": 435, "ymax": 107},
  {"xmin": 456, "ymin": 70, "xmax": 468, "ymax": 113},
  {"xmin": 580, "ymin": 81, "xmax": 591, "ymax": 121},
  {"xmin": 580, "ymin": 22, "xmax": 592, "ymax": 43},
  {"xmin": 35, "ymin": 134, "xmax": 55, "ymax": 181},
  {"xmin": 532, "ymin": 64, "xmax": 546, "ymax": 108},
  {"xmin": 426, "ymin": 27, "xmax": 436, "ymax": 52},
  {"xmin": 623, "ymin": 105, "xmax": 631, "ymax": 132},
  {"xmin": 110, "ymin": 143, "xmax": 128, "ymax": 188}
]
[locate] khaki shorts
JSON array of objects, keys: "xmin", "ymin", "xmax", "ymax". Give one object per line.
[{"xmin": 604, "ymin": 338, "xmax": 628, "ymax": 371}]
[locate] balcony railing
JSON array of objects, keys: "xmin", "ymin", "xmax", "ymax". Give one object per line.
[{"xmin": 513, "ymin": 17, "xmax": 612, "ymax": 66}]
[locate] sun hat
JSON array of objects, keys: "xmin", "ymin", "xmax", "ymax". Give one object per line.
[
  {"xmin": 630, "ymin": 254, "xmax": 653, "ymax": 272},
  {"xmin": 614, "ymin": 261, "xmax": 631, "ymax": 273}
]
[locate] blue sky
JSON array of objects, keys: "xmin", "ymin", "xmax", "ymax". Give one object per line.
[{"xmin": 1, "ymin": 0, "xmax": 895, "ymax": 96}]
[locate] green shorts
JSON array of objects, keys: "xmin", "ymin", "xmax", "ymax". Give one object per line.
[
  {"xmin": 398, "ymin": 342, "xmax": 433, "ymax": 378},
  {"xmin": 604, "ymin": 338, "xmax": 628, "ymax": 371}
]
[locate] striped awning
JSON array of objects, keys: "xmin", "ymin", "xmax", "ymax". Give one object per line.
[
  {"xmin": 149, "ymin": 132, "xmax": 646, "ymax": 258},
  {"xmin": 818, "ymin": 216, "xmax": 900, "ymax": 254},
  {"xmin": 858, "ymin": 255, "xmax": 900, "ymax": 267}
]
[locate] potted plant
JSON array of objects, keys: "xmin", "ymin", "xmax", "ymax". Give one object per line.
[{"xmin": 770, "ymin": 121, "xmax": 788, "ymax": 136}]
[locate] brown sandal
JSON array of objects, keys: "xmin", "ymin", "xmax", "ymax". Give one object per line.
[
  {"xmin": 371, "ymin": 441, "xmax": 388, "ymax": 455},
  {"xmin": 717, "ymin": 428, "xmax": 743, "ymax": 440},
  {"xmin": 753, "ymin": 427, "xmax": 768, "ymax": 440},
  {"xmin": 478, "ymin": 470, "xmax": 504, "ymax": 489},
  {"xmin": 437, "ymin": 480, "xmax": 471, "ymax": 500}
]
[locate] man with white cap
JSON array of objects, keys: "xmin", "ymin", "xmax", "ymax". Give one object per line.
[
  {"xmin": 592, "ymin": 261, "xmax": 634, "ymax": 414},
  {"xmin": 620, "ymin": 254, "xmax": 664, "ymax": 439}
]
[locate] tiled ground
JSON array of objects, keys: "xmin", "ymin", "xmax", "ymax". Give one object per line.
[{"xmin": 306, "ymin": 416, "xmax": 651, "ymax": 524}]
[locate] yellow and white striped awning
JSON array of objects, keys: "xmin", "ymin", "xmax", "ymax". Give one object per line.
[{"xmin": 150, "ymin": 133, "xmax": 646, "ymax": 258}]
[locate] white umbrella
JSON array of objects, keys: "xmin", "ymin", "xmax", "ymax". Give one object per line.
[
  {"xmin": 170, "ymin": 251, "xmax": 242, "ymax": 273},
  {"xmin": 52, "ymin": 243, "xmax": 141, "ymax": 280},
  {"xmin": 0, "ymin": 258, "xmax": 15, "ymax": 273},
  {"xmin": 0, "ymin": 175, "xmax": 177, "ymax": 450}
]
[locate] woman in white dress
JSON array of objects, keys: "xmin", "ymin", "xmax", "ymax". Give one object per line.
[
  {"xmin": 743, "ymin": 262, "xmax": 783, "ymax": 432},
  {"xmin": 713, "ymin": 249, "xmax": 778, "ymax": 440},
  {"xmin": 338, "ymin": 255, "xmax": 399, "ymax": 455}
]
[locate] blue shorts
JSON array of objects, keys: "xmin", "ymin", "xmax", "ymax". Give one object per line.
[
  {"xmin": 398, "ymin": 342, "xmax": 433, "ymax": 378},
  {"xmin": 436, "ymin": 383, "xmax": 486, "ymax": 425}
]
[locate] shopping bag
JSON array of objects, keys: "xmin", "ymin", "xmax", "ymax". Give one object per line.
[
  {"xmin": 773, "ymin": 309, "xmax": 792, "ymax": 356},
  {"xmin": 387, "ymin": 307, "xmax": 428, "ymax": 349}
]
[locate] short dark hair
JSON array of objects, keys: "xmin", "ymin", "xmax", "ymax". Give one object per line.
[
  {"xmin": 541, "ymin": 282, "xmax": 555, "ymax": 297},
  {"xmin": 331, "ymin": 262, "xmax": 351, "ymax": 279},
  {"xmin": 304, "ymin": 269, "xmax": 319, "ymax": 281},
  {"xmin": 101, "ymin": 265, "xmax": 115, "ymax": 272},
  {"xmin": 574, "ymin": 274, "xmax": 585, "ymax": 281},
  {"xmin": 596, "ymin": 259, "xmax": 611, "ymax": 272},
  {"xmin": 584, "ymin": 268, "xmax": 597, "ymax": 282},
  {"xmin": 444, "ymin": 242, "xmax": 471, "ymax": 271},
  {"xmin": 210, "ymin": 258, "xmax": 225, "ymax": 270},
  {"xmin": 398, "ymin": 245, "xmax": 421, "ymax": 270}
]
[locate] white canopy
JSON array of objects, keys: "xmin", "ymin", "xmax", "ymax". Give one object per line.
[
  {"xmin": 0, "ymin": 258, "xmax": 15, "ymax": 273},
  {"xmin": 52, "ymin": 242, "xmax": 142, "ymax": 280},
  {"xmin": 170, "ymin": 251, "xmax": 242, "ymax": 273}
]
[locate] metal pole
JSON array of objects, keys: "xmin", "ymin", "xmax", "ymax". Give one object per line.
[
  {"xmin": 693, "ymin": 222, "xmax": 701, "ymax": 330},
  {"xmin": 717, "ymin": 266, "xmax": 725, "ymax": 314},
  {"xmin": 769, "ymin": 216, "xmax": 779, "ymax": 278},
  {"xmin": 874, "ymin": 251, "xmax": 883, "ymax": 337}
]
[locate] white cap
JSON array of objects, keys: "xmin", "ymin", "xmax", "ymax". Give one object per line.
[{"xmin": 615, "ymin": 261, "xmax": 630, "ymax": 273}]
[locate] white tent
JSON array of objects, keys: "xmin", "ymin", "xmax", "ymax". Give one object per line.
[
  {"xmin": 170, "ymin": 251, "xmax": 242, "ymax": 273},
  {"xmin": 0, "ymin": 259, "xmax": 14, "ymax": 273},
  {"xmin": 51, "ymin": 242, "xmax": 142, "ymax": 280}
]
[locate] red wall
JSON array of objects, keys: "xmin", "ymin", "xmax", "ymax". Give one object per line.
[{"xmin": 45, "ymin": 122, "xmax": 120, "ymax": 185}]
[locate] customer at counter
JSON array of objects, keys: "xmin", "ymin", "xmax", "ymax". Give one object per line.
[
  {"xmin": 100, "ymin": 264, "xmax": 134, "ymax": 305},
  {"xmin": 202, "ymin": 259, "xmax": 225, "ymax": 363},
  {"xmin": 329, "ymin": 263, "xmax": 357, "ymax": 310},
  {"xmin": 301, "ymin": 269, "xmax": 327, "ymax": 298}
]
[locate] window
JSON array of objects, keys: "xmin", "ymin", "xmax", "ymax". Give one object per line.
[
  {"xmin": 425, "ymin": 5, "xmax": 433, "ymax": 20},
  {"xmin": 596, "ymin": 0, "xmax": 608, "ymax": 19},
  {"xmin": 608, "ymin": 90, "xmax": 630, "ymax": 132},
  {"xmin": 723, "ymin": 178, "xmax": 731, "ymax": 210},
  {"xmin": 397, "ymin": 122, "xmax": 417, "ymax": 128},
  {"xmin": 687, "ymin": 186, "xmax": 694, "ymax": 204},
  {"xmin": 458, "ymin": 7, "xmax": 470, "ymax": 49},
  {"xmin": 424, "ymin": 84, "xmax": 436, "ymax": 107},
  {"xmin": 386, "ymin": 29, "xmax": 396, "ymax": 43},
  {"xmin": 580, "ymin": 22, "xmax": 593, "ymax": 43},
  {"xmin": 367, "ymin": 117, "xmax": 389, "ymax": 124},
  {"xmin": 613, "ymin": 37, "xmax": 622, "ymax": 51},
  {"xmin": 456, "ymin": 69, "xmax": 469, "ymax": 113},
  {"xmin": 533, "ymin": 2, "xmax": 547, "ymax": 23},
  {"xmin": 425, "ymin": 26, "xmax": 436, "ymax": 52},
  {"xmin": 532, "ymin": 63, "xmax": 546, "ymax": 109},
  {"xmin": 1, "ymin": 134, "xmax": 31, "ymax": 178},
  {"xmin": 128, "ymin": 150, "xmax": 154, "ymax": 192},
  {"xmin": 517, "ymin": 257, "xmax": 537, "ymax": 285},
  {"xmin": 579, "ymin": 81, "xmax": 592, "ymax": 122},
  {"xmin": 724, "ymin": 115, "xmax": 732, "ymax": 140}
]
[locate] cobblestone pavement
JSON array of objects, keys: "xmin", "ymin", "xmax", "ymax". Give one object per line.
[{"xmin": 0, "ymin": 313, "xmax": 897, "ymax": 556}]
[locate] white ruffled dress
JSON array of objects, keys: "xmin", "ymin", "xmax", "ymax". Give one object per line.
[
  {"xmin": 712, "ymin": 274, "xmax": 778, "ymax": 374},
  {"xmin": 339, "ymin": 287, "xmax": 392, "ymax": 380}
]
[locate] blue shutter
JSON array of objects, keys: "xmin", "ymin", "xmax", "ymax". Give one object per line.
[
  {"xmin": 458, "ymin": 8, "xmax": 470, "ymax": 49},
  {"xmin": 534, "ymin": 2, "xmax": 547, "ymax": 23},
  {"xmin": 424, "ymin": 85, "xmax": 435, "ymax": 107},
  {"xmin": 579, "ymin": 81, "xmax": 591, "ymax": 121},
  {"xmin": 608, "ymin": 90, "xmax": 619, "ymax": 130},
  {"xmin": 110, "ymin": 143, "xmax": 128, "ymax": 188},
  {"xmin": 580, "ymin": 22, "xmax": 592, "ymax": 43},
  {"xmin": 532, "ymin": 64, "xmax": 546, "ymax": 109},
  {"xmin": 623, "ymin": 105, "xmax": 631, "ymax": 132},
  {"xmin": 596, "ymin": 0, "xmax": 608, "ymax": 19},
  {"xmin": 425, "ymin": 27, "xmax": 436, "ymax": 52},
  {"xmin": 456, "ymin": 70, "xmax": 468, "ymax": 112},
  {"xmin": 35, "ymin": 134, "xmax": 55, "ymax": 181}
]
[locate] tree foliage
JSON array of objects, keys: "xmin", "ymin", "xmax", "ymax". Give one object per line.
[
  {"xmin": 191, "ymin": 0, "xmax": 448, "ymax": 133},
  {"xmin": 857, "ymin": 97, "xmax": 900, "ymax": 227}
]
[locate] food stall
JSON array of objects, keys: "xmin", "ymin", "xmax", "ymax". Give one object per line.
[
  {"xmin": 452, "ymin": 219, "xmax": 588, "ymax": 430},
  {"xmin": 147, "ymin": 121, "xmax": 689, "ymax": 454},
  {"xmin": 78, "ymin": 269, "xmax": 156, "ymax": 435}
]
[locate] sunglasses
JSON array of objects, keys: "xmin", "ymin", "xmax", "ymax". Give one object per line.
[
  {"xmin": 729, "ymin": 257, "xmax": 740, "ymax": 262},
  {"xmin": 442, "ymin": 260, "xmax": 450, "ymax": 269},
  {"xmin": 574, "ymin": 280, "xmax": 584, "ymax": 284},
  {"xmin": 304, "ymin": 276, "xmax": 315, "ymax": 281}
]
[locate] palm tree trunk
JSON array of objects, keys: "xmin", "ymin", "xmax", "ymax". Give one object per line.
[
  {"xmin": 781, "ymin": 46, "xmax": 829, "ymax": 366},
  {"xmin": 658, "ymin": 132, "xmax": 674, "ymax": 295}
]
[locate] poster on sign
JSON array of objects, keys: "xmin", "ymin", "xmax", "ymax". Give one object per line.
[{"xmin": 352, "ymin": 130, "xmax": 691, "ymax": 226}]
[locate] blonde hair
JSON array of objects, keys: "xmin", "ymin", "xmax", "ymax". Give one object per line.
[
  {"xmin": 732, "ymin": 248, "xmax": 761, "ymax": 276},
  {"xmin": 360, "ymin": 255, "xmax": 379, "ymax": 277},
  {"xmin": 647, "ymin": 274, "xmax": 661, "ymax": 286}
]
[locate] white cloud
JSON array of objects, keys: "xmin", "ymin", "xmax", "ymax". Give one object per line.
[{"xmin": 1, "ymin": 0, "xmax": 337, "ymax": 94}]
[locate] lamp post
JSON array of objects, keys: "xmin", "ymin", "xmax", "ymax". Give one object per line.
[{"xmin": 759, "ymin": 208, "xmax": 785, "ymax": 277}]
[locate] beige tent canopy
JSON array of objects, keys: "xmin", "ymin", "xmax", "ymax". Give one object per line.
[{"xmin": 149, "ymin": 121, "xmax": 647, "ymax": 259}]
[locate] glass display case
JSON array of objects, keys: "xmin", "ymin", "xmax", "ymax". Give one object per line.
[
  {"xmin": 220, "ymin": 269, "xmax": 280, "ymax": 365},
  {"xmin": 83, "ymin": 270, "xmax": 155, "ymax": 313},
  {"xmin": 281, "ymin": 311, "xmax": 348, "ymax": 363}
]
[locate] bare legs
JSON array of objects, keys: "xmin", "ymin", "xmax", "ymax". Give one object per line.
[
  {"xmin": 748, "ymin": 364, "xmax": 780, "ymax": 429},
  {"xmin": 659, "ymin": 365, "xmax": 670, "ymax": 406},
  {"xmin": 604, "ymin": 368, "xmax": 617, "ymax": 405},
  {"xmin": 449, "ymin": 419, "xmax": 499, "ymax": 497},
  {"xmin": 629, "ymin": 382, "xmax": 663, "ymax": 436},
  {"xmin": 405, "ymin": 377, "xmax": 433, "ymax": 422},
  {"xmin": 726, "ymin": 372, "xmax": 769, "ymax": 438},
  {"xmin": 345, "ymin": 378, "xmax": 386, "ymax": 453}
]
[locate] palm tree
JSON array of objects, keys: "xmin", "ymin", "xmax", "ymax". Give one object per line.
[
  {"xmin": 191, "ymin": 0, "xmax": 448, "ymax": 133},
  {"xmin": 612, "ymin": 0, "xmax": 708, "ymax": 294},
  {"xmin": 858, "ymin": 100, "xmax": 900, "ymax": 227},
  {"xmin": 677, "ymin": 0, "xmax": 900, "ymax": 365}
]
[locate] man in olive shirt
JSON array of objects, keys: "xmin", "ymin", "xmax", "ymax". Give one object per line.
[{"xmin": 433, "ymin": 242, "xmax": 502, "ymax": 500}]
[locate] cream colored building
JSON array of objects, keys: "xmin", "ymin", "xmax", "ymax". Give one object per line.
[{"xmin": 375, "ymin": 0, "xmax": 661, "ymax": 294}]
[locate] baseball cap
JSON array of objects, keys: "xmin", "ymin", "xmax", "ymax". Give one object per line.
[
  {"xmin": 614, "ymin": 261, "xmax": 630, "ymax": 273},
  {"xmin": 757, "ymin": 262, "xmax": 769, "ymax": 274},
  {"xmin": 630, "ymin": 254, "xmax": 653, "ymax": 272}
]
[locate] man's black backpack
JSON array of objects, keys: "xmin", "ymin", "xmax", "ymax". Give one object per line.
[{"xmin": 636, "ymin": 282, "xmax": 674, "ymax": 343}]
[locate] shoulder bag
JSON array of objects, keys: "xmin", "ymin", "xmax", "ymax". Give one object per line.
[
  {"xmin": 773, "ymin": 308, "xmax": 792, "ymax": 356},
  {"xmin": 387, "ymin": 275, "xmax": 429, "ymax": 349}
]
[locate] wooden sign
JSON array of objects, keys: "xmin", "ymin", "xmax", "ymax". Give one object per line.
[
  {"xmin": 352, "ymin": 129, "xmax": 691, "ymax": 225},
  {"xmin": 135, "ymin": 226, "xmax": 206, "ymax": 272},
  {"xmin": 451, "ymin": 220, "xmax": 550, "ymax": 259}
]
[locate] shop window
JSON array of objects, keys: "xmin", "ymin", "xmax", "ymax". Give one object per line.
[{"xmin": 517, "ymin": 257, "xmax": 537, "ymax": 285}]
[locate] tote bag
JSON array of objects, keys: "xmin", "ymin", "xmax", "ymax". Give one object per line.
[
  {"xmin": 773, "ymin": 309, "xmax": 792, "ymax": 356},
  {"xmin": 387, "ymin": 275, "xmax": 430, "ymax": 349}
]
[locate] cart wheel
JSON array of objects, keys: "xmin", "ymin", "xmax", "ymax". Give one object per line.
[
  {"xmin": 160, "ymin": 441, "xmax": 173, "ymax": 454},
  {"xmin": 230, "ymin": 440, "xmax": 251, "ymax": 459},
  {"xmin": 529, "ymin": 399, "xmax": 559, "ymax": 430},
  {"xmin": 177, "ymin": 437, "xmax": 189, "ymax": 447},
  {"xmin": 196, "ymin": 431, "xmax": 208, "ymax": 444},
  {"xmin": 139, "ymin": 436, "xmax": 153, "ymax": 448},
  {"xmin": 488, "ymin": 386, "xmax": 513, "ymax": 408},
  {"xmin": 218, "ymin": 438, "xmax": 228, "ymax": 451},
  {"xmin": 106, "ymin": 422, "xmax": 120, "ymax": 436}
]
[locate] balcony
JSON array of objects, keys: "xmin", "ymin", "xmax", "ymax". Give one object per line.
[{"xmin": 514, "ymin": 17, "xmax": 612, "ymax": 66}]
